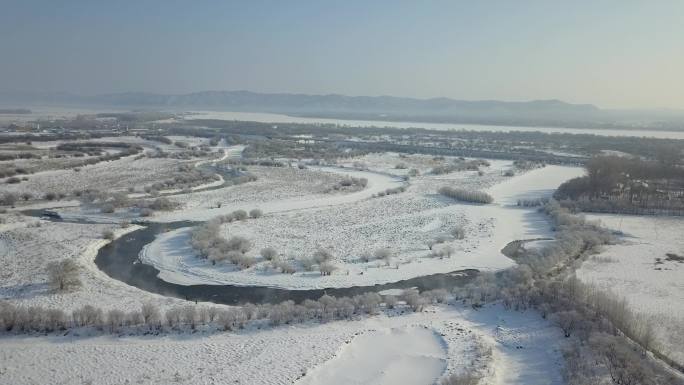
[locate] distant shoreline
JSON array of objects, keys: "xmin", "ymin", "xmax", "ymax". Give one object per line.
[{"xmin": 0, "ymin": 108, "xmax": 31, "ymax": 114}]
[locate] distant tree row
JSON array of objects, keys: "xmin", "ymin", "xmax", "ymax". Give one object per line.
[
  {"xmin": 438, "ymin": 186, "xmax": 493, "ymax": 204},
  {"xmin": 556, "ymin": 155, "xmax": 684, "ymax": 214}
]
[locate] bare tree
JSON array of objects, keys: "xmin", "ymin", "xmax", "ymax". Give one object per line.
[
  {"xmin": 551, "ymin": 310, "xmax": 582, "ymax": 338},
  {"xmin": 384, "ymin": 295, "xmax": 398, "ymax": 309},
  {"xmin": 300, "ymin": 257, "xmax": 316, "ymax": 272},
  {"xmin": 374, "ymin": 248, "xmax": 394, "ymax": 266},
  {"xmin": 1, "ymin": 192, "xmax": 17, "ymax": 207},
  {"xmin": 319, "ymin": 262, "xmax": 336, "ymax": 276},
  {"xmin": 233, "ymin": 209, "xmax": 248, "ymax": 221},
  {"xmin": 106, "ymin": 309, "xmax": 125, "ymax": 332},
  {"xmin": 47, "ymin": 259, "xmax": 81, "ymax": 291},
  {"xmin": 141, "ymin": 302, "xmax": 161, "ymax": 327},
  {"xmin": 260, "ymin": 247, "xmax": 277, "ymax": 261},
  {"xmin": 313, "ymin": 248, "xmax": 334, "ymax": 264},
  {"xmin": 102, "ymin": 229, "xmax": 115, "ymax": 240},
  {"xmin": 451, "ymin": 226, "xmax": 466, "ymax": 240},
  {"xmin": 403, "ymin": 289, "xmax": 426, "ymax": 312},
  {"xmin": 181, "ymin": 305, "xmax": 198, "ymax": 329},
  {"xmin": 72, "ymin": 305, "xmax": 104, "ymax": 327},
  {"xmin": 249, "ymin": 208, "xmax": 263, "ymax": 218},
  {"xmin": 227, "ymin": 236, "xmax": 252, "ymax": 253},
  {"xmin": 441, "ymin": 244, "xmax": 456, "ymax": 258}
]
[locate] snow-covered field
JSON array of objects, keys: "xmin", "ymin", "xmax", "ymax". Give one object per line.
[
  {"xmin": 0, "ymin": 216, "xmax": 190, "ymax": 312},
  {"xmin": 2, "ymin": 135, "xmax": 228, "ymax": 198},
  {"xmin": 297, "ymin": 326, "xmax": 448, "ymax": 385},
  {"xmin": 3, "ymin": 155, "xmax": 189, "ymax": 197},
  {"xmin": 141, "ymin": 162, "xmax": 583, "ymax": 288},
  {"xmin": 0, "ymin": 304, "xmax": 564, "ymax": 385},
  {"xmin": 0, "ymin": 148, "xmax": 582, "ymax": 385},
  {"xmin": 577, "ymin": 213, "xmax": 684, "ymax": 364}
]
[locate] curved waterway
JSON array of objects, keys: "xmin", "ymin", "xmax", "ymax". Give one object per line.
[
  {"xmin": 23, "ymin": 163, "xmax": 582, "ymax": 305},
  {"xmin": 93, "ymin": 220, "xmax": 476, "ymax": 305}
]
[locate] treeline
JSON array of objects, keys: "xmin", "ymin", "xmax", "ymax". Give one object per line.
[
  {"xmin": 325, "ymin": 176, "xmax": 368, "ymax": 193},
  {"xmin": 140, "ymin": 164, "xmax": 220, "ymax": 195},
  {"xmin": 0, "ymin": 288, "xmax": 448, "ymax": 334},
  {"xmin": 140, "ymin": 135, "xmax": 173, "ymax": 144},
  {"xmin": 0, "ymin": 165, "xmax": 32, "ymax": 179},
  {"xmin": 227, "ymin": 158, "xmax": 286, "ymax": 167},
  {"xmin": 54, "ymin": 141, "xmax": 143, "ymax": 165},
  {"xmin": 556, "ymin": 155, "xmax": 684, "ymax": 215},
  {"xmin": 241, "ymin": 138, "xmax": 369, "ymax": 163},
  {"xmin": 76, "ymin": 189, "xmax": 178, "ymax": 215},
  {"xmin": 372, "ymin": 186, "xmax": 407, "ymax": 198},
  {"xmin": 431, "ymin": 159, "xmax": 489, "ymax": 175},
  {"xmin": 0, "ymin": 108, "xmax": 31, "ymax": 114},
  {"xmin": 96, "ymin": 112, "xmax": 174, "ymax": 122},
  {"xmin": 186, "ymin": 117, "xmax": 682, "ymax": 160},
  {"xmin": 438, "ymin": 186, "xmax": 494, "ymax": 204},
  {"xmin": 0, "ymin": 152, "xmax": 41, "ymax": 161}
]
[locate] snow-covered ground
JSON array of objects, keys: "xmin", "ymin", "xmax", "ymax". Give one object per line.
[
  {"xmin": 152, "ymin": 165, "xmax": 405, "ymax": 223},
  {"xmin": 577, "ymin": 213, "xmax": 684, "ymax": 364},
  {"xmin": 140, "ymin": 162, "xmax": 583, "ymax": 289},
  {"xmin": 3, "ymin": 135, "xmax": 229, "ymax": 198},
  {"xmin": 0, "ymin": 304, "xmax": 564, "ymax": 385},
  {"xmin": 0, "ymin": 216, "xmax": 191, "ymax": 312},
  {"xmin": 3, "ymin": 155, "xmax": 187, "ymax": 197},
  {"xmin": 296, "ymin": 326, "xmax": 448, "ymax": 385},
  {"xmin": 0, "ymin": 148, "xmax": 580, "ymax": 385}
]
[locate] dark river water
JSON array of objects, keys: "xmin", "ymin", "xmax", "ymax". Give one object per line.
[
  {"xmin": 25, "ymin": 210, "xmax": 477, "ymax": 305},
  {"xmin": 23, "ymin": 158, "xmax": 478, "ymax": 305},
  {"xmin": 95, "ymin": 221, "xmax": 477, "ymax": 305}
]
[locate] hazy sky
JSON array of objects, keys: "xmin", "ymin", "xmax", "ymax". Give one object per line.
[{"xmin": 1, "ymin": 1, "xmax": 683, "ymax": 109}]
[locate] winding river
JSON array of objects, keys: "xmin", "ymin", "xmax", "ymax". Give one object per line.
[
  {"xmin": 94, "ymin": 221, "xmax": 477, "ymax": 305},
  {"xmin": 26, "ymin": 157, "xmax": 582, "ymax": 305}
]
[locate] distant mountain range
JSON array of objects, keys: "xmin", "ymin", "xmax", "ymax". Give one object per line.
[{"xmin": 1, "ymin": 90, "xmax": 683, "ymax": 130}]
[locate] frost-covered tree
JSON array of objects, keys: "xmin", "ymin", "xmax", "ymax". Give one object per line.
[
  {"xmin": 300, "ymin": 257, "xmax": 316, "ymax": 272},
  {"xmin": 438, "ymin": 186, "xmax": 493, "ymax": 204},
  {"xmin": 384, "ymin": 295, "xmax": 398, "ymax": 309},
  {"xmin": 72, "ymin": 305, "xmax": 104, "ymax": 327},
  {"xmin": 373, "ymin": 248, "xmax": 393, "ymax": 266},
  {"xmin": 319, "ymin": 262, "xmax": 336, "ymax": 276},
  {"xmin": 217, "ymin": 308, "xmax": 247, "ymax": 331},
  {"xmin": 249, "ymin": 208, "xmax": 263, "ymax": 218},
  {"xmin": 276, "ymin": 260, "xmax": 296, "ymax": 274},
  {"xmin": 313, "ymin": 248, "xmax": 334, "ymax": 264},
  {"xmin": 181, "ymin": 305, "xmax": 198, "ymax": 329},
  {"xmin": 451, "ymin": 226, "xmax": 466, "ymax": 240},
  {"xmin": 1, "ymin": 192, "xmax": 18, "ymax": 206},
  {"xmin": 102, "ymin": 229, "xmax": 115, "ymax": 240},
  {"xmin": 106, "ymin": 309, "xmax": 125, "ymax": 332},
  {"xmin": 402, "ymin": 289, "xmax": 426, "ymax": 312},
  {"xmin": 441, "ymin": 244, "xmax": 456, "ymax": 258},
  {"xmin": 551, "ymin": 310, "xmax": 583, "ymax": 338},
  {"xmin": 355, "ymin": 292, "xmax": 382, "ymax": 314},
  {"xmin": 233, "ymin": 209, "xmax": 248, "ymax": 221},
  {"xmin": 47, "ymin": 259, "xmax": 81, "ymax": 291},
  {"xmin": 140, "ymin": 302, "xmax": 161, "ymax": 327},
  {"xmin": 260, "ymin": 247, "xmax": 277, "ymax": 261},
  {"xmin": 227, "ymin": 236, "xmax": 252, "ymax": 253}
]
